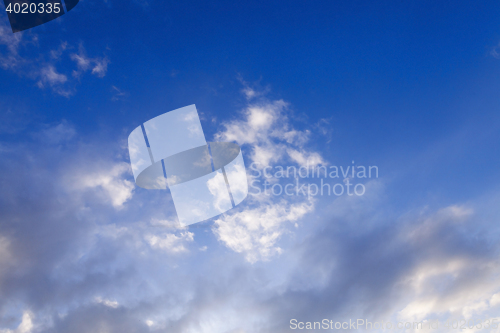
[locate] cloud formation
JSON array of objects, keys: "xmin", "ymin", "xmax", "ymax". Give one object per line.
[
  {"xmin": 70, "ymin": 43, "xmax": 109, "ymax": 79},
  {"xmin": 212, "ymin": 89, "xmax": 328, "ymax": 262},
  {"xmin": 1, "ymin": 87, "xmax": 500, "ymax": 333},
  {"xmin": 0, "ymin": 20, "xmax": 109, "ymax": 97}
]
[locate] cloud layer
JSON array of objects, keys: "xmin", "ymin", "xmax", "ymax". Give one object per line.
[
  {"xmin": 1, "ymin": 89, "xmax": 500, "ymax": 333},
  {"xmin": 0, "ymin": 20, "xmax": 108, "ymax": 97}
]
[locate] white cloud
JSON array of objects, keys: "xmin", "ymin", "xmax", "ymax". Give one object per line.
[
  {"xmin": 207, "ymin": 172, "xmax": 232, "ymax": 212},
  {"xmin": 54, "ymin": 123, "xmax": 135, "ymax": 208},
  {"xmin": 73, "ymin": 163, "xmax": 135, "ymax": 209},
  {"xmin": 95, "ymin": 297, "xmax": 120, "ymax": 309},
  {"xmin": 111, "ymin": 85, "xmax": 127, "ymax": 101},
  {"xmin": 287, "ymin": 148, "xmax": 325, "ymax": 168},
  {"xmin": 242, "ymin": 86, "xmax": 257, "ymax": 100},
  {"xmin": 70, "ymin": 53, "xmax": 91, "ymax": 72},
  {"xmin": 0, "ymin": 20, "xmax": 26, "ymax": 70},
  {"xmin": 149, "ymin": 218, "xmax": 185, "ymax": 230},
  {"xmin": 397, "ymin": 255, "xmax": 500, "ymax": 322},
  {"xmin": 50, "ymin": 41, "xmax": 68, "ymax": 60},
  {"xmin": 390, "ymin": 205, "xmax": 500, "ymax": 323},
  {"xmin": 0, "ymin": 311, "xmax": 33, "ymax": 333},
  {"xmin": 213, "ymin": 199, "xmax": 313, "ymax": 263},
  {"xmin": 216, "ymin": 101, "xmax": 286, "ymax": 146},
  {"xmin": 0, "ymin": 22, "xmax": 109, "ymax": 97},
  {"xmin": 490, "ymin": 293, "xmax": 500, "ymax": 307},
  {"xmin": 212, "ymin": 89, "xmax": 326, "ymax": 262},
  {"xmin": 145, "ymin": 232, "xmax": 194, "ymax": 253},
  {"xmin": 70, "ymin": 44, "xmax": 109, "ymax": 78},
  {"xmin": 37, "ymin": 65, "xmax": 68, "ymax": 86},
  {"xmin": 215, "ymin": 99, "xmax": 318, "ymax": 169},
  {"xmin": 91, "ymin": 57, "xmax": 109, "ymax": 78},
  {"xmin": 250, "ymin": 145, "xmax": 281, "ymax": 168}
]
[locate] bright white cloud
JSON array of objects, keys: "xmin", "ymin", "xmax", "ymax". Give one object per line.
[
  {"xmin": 287, "ymin": 148, "xmax": 325, "ymax": 168},
  {"xmin": 213, "ymin": 199, "xmax": 313, "ymax": 263},
  {"xmin": 393, "ymin": 205, "xmax": 500, "ymax": 323},
  {"xmin": 210, "ymin": 86, "xmax": 336, "ymax": 263},
  {"xmin": 36, "ymin": 65, "xmax": 72, "ymax": 96},
  {"xmin": 145, "ymin": 232, "xmax": 194, "ymax": 253},
  {"xmin": 215, "ymin": 98, "xmax": 324, "ymax": 169},
  {"xmin": 32, "ymin": 122, "xmax": 136, "ymax": 209},
  {"xmin": 216, "ymin": 101, "xmax": 287, "ymax": 146},
  {"xmin": 212, "ymin": 92, "xmax": 325, "ymax": 262},
  {"xmin": 73, "ymin": 163, "xmax": 135, "ymax": 209},
  {"xmin": 0, "ymin": 312, "xmax": 33, "ymax": 333}
]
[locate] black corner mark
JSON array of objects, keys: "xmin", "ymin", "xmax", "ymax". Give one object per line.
[
  {"xmin": 3, "ymin": 0, "xmax": 79, "ymax": 33},
  {"xmin": 63, "ymin": 0, "xmax": 77, "ymax": 11}
]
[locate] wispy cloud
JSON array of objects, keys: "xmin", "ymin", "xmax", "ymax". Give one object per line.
[
  {"xmin": 215, "ymin": 98, "xmax": 321, "ymax": 168},
  {"xmin": 70, "ymin": 43, "xmax": 109, "ymax": 79},
  {"xmin": 111, "ymin": 85, "xmax": 127, "ymax": 101},
  {"xmin": 0, "ymin": 19, "xmax": 35, "ymax": 71},
  {"xmin": 214, "ymin": 199, "xmax": 313, "ymax": 263},
  {"xmin": 36, "ymin": 65, "xmax": 70, "ymax": 96},
  {"xmin": 491, "ymin": 41, "xmax": 500, "ymax": 59},
  {"xmin": 0, "ymin": 20, "xmax": 109, "ymax": 97},
  {"xmin": 212, "ymin": 88, "xmax": 326, "ymax": 262},
  {"xmin": 145, "ymin": 232, "xmax": 194, "ymax": 253}
]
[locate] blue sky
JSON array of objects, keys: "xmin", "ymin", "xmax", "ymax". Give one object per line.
[{"xmin": 1, "ymin": 0, "xmax": 500, "ymax": 332}]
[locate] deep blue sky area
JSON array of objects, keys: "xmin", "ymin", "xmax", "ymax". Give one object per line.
[{"xmin": 2, "ymin": 0, "xmax": 498, "ymax": 202}]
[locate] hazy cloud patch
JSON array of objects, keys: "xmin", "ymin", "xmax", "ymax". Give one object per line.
[{"xmin": 0, "ymin": 21, "xmax": 109, "ymax": 97}]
